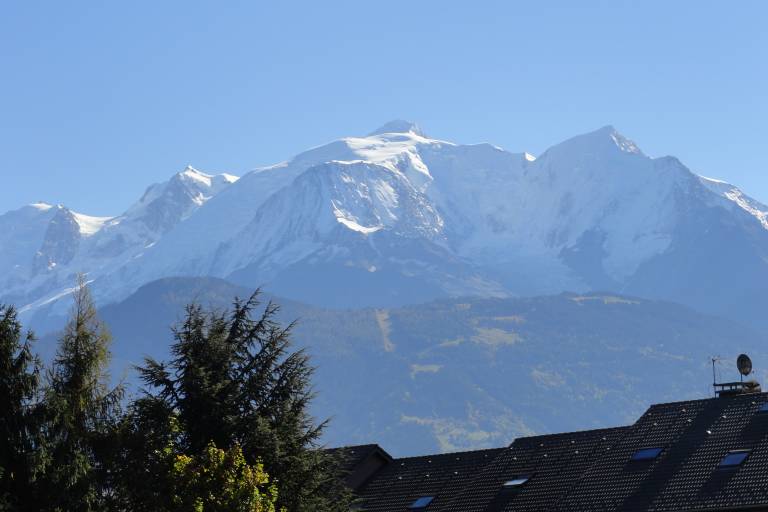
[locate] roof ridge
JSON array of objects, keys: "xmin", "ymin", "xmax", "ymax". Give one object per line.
[
  {"xmin": 392, "ymin": 446, "xmax": 506, "ymax": 463},
  {"xmin": 514, "ymin": 425, "xmax": 630, "ymax": 441},
  {"xmin": 647, "ymin": 392, "xmax": 768, "ymax": 409}
]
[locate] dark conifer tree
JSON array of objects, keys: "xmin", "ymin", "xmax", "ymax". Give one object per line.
[
  {"xmin": 138, "ymin": 292, "xmax": 352, "ymax": 512},
  {"xmin": 38, "ymin": 279, "xmax": 122, "ymax": 512},
  {"xmin": 0, "ymin": 305, "xmax": 42, "ymax": 511}
]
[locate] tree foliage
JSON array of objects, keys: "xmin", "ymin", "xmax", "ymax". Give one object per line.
[
  {"xmin": 37, "ymin": 277, "xmax": 123, "ymax": 511},
  {"xmin": 0, "ymin": 305, "xmax": 42, "ymax": 511},
  {"xmin": 106, "ymin": 398, "xmax": 180, "ymax": 511},
  {"xmin": 170, "ymin": 442, "xmax": 278, "ymax": 512},
  {"xmin": 137, "ymin": 292, "xmax": 351, "ymax": 512},
  {"xmin": 0, "ymin": 284, "xmax": 349, "ymax": 511}
]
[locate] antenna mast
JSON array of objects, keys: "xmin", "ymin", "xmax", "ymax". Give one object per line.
[{"xmin": 711, "ymin": 356, "xmax": 720, "ymax": 397}]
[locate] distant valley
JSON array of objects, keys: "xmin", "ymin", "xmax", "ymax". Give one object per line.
[{"xmin": 34, "ymin": 276, "xmax": 767, "ymax": 456}]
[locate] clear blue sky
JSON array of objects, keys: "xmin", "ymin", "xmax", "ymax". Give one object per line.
[{"xmin": 2, "ymin": 1, "xmax": 766, "ymax": 215}]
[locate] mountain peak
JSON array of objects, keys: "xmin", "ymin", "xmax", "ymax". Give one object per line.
[
  {"xmin": 368, "ymin": 120, "xmax": 425, "ymax": 137},
  {"xmin": 30, "ymin": 202, "xmax": 54, "ymax": 211},
  {"xmin": 591, "ymin": 125, "xmax": 642, "ymax": 154},
  {"xmin": 178, "ymin": 165, "xmax": 210, "ymax": 182},
  {"xmin": 545, "ymin": 125, "xmax": 644, "ymax": 160},
  {"xmin": 174, "ymin": 166, "xmax": 239, "ymax": 188},
  {"xmin": 603, "ymin": 126, "xmax": 642, "ymax": 154}
]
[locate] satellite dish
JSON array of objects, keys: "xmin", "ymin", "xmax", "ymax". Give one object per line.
[{"xmin": 737, "ymin": 354, "xmax": 753, "ymax": 377}]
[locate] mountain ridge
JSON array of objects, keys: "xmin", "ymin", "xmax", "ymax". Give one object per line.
[{"xmin": 4, "ymin": 122, "xmax": 768, "ymax": 332}]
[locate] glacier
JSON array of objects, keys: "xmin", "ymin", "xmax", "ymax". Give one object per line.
[{"xmin": 3, "ymin": 121, "xmax": 768, "ymax": 331}]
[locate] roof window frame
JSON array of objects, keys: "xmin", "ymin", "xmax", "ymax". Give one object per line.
[
  {"xmin": 408, "ymin": 496, "xmax": 434, "ymax": 509},
  {"xmin": 718, "ymin": 449, "xmax": 751, "ymax": 469},
  {"xmin": 630, "ymin": 446, "xmax": 664, "ymax": 461},
  {"xmin": 502, "ymin": 474, "xmax": 531, "ymax": 488}
]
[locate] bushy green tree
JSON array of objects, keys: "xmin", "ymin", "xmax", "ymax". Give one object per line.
[
  {"xmin": 111, "ymin": 404, "xmax": 280, "ymax": 512},
  {"xmin": 171, "ymin": 441, "xmax": 278, "ymax": 512},
  {"xmin": 0, "ymin": 305, "xmax": 42, "ymax": 511},
  {"xmin": 138, "ymin": 293, "xmax": 352, "ymax": 512},
  {"xmin": 38, "ymin": 278, "xmax": 123, "ymax": 512}
]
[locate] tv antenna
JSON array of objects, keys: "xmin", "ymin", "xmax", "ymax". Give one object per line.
[
  {"xmin": 712, "ymin": 353, "xmax": 759, "ymax": 397},
  {"xmin": 711, "ymin": 356, "xmax": 722, "ymax": 397}
]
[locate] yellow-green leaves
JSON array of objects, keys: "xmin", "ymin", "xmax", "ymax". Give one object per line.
[{"xmin": 169, "ymin": 442, "xmax": 278, "ymax": 512}]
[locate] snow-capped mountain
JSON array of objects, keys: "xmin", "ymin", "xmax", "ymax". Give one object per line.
[
  {"xmin": 4, "ymin": 121, "xmax": 768, "ymax": 329},
  {"xmin": 0, "ymin": 167, "xmax": 237, "ymax": 324}
]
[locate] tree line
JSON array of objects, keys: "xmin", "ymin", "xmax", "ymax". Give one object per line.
[{"xmin": 0, "ymin": 279, "xmax": 351, "ymax": 512}]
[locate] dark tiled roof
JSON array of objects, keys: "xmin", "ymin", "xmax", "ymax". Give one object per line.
[
  {"xmin": 326, "ymin": 444, "xmax": 394, "ymax": 491},
  {"xmin": 327, "ymin": 444, "xmax": 393, "ymax": 473},
  {"xmin": 559, "ymin": 392, "xmax": 768, "ymax": 512},
  {"xmin": 341, "ymin": 392, "xmax": 768, "ymax": 511},
  {"xmin": 355, "ymin": 447, "xmax": 505, "ymax": 512},
  {"xmin": 441, "ymin": 426, "xmax": 628, "ymax": 512}
]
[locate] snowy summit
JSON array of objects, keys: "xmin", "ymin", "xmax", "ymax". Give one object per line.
[{"xmin": 2, "ymin": 121, "xmax": 768, "ymax": 331}]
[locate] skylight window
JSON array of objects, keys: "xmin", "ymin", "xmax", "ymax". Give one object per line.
[
  {"xmin": 758, "ymin": 402, "xmax": 768, "ymax": 413},
  {"xmin": 631, "ymin": 447, "xmax": 663, "ymax": 461},
  {"xmin": 408, "ymin": 496, "xmax": 434, "ymax": 509},
  {"xmin": 503, "ymin": 475, "xmax": 530, "ymax": 487},
  {"xmin": 719, "ymin": 450, "xmax": 750, "ymax": 468}
]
